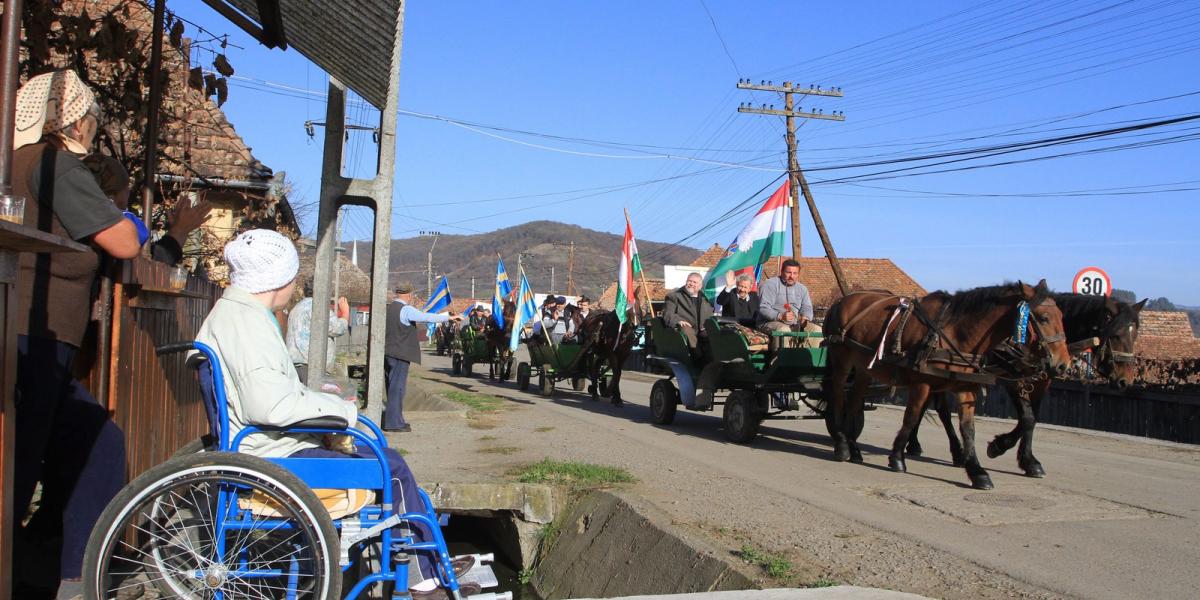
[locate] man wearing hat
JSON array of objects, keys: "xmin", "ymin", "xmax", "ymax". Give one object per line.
[
  {"xmin": 541, "ymin": 295, "xmax": 575, "ymax": 344},
  {"xmin": 384, "ymin": 282, "xmax": 461, "ymax": 432},
  {"xmin": 10, "ymin": 70, "xmax": 147, "ymax": 599},
  {"xmin": 196, "ymin": 231, "xmax": 479, "ymax": 598}
]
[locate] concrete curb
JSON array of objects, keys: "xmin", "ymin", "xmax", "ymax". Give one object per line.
[{"xmin": 574, "ymin": 587, "xmax": 934, "ymax": 599}]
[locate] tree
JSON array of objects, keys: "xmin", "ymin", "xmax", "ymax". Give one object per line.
[
  {"xmin": 1111, "ymin": 288, "xmax": 1137, "ymax": 304},
  {"xmin": 1147, "ymin": 297, "xmax": 1177, "ymax": 311}
]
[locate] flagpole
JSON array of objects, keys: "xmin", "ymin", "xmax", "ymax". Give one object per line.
[{"xmin": 625, "ymin": 208, "xmax": 656, "ymax": 319}]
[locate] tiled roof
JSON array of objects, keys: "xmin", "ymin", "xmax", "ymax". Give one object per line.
[
  {"xmin": 690, "ymin": 244, "xmax": 728, "ymax": 268},
  {"xmin": 1136, "ymin": 335, "xmax": 1200, "ymax": 360},
  {"xmin": 1138, "ymin": 310, "xmax": 1195, "ymax": 338},
  {"xmin": 597, "ymin": 279, "xmax": 669, "ymax": 309},
  {"xmin": 1135, "ymin": 311, "xmax": 1200, "ymax": 359},
  {"xmin": 767, "ymin": 257, "xmax": 928, "ymax": 309}
]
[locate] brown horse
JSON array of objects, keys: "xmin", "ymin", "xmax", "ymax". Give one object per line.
[
  {"xmin": 910, "ymin": 294, "xmax": 1145, "ymax": 477},
  {"xmin": 484, "ymin": 300, "xmax": 517, "ymax": 380},
  {"xmin": 823, "ymin": 280, "xmax": 1071, "ymax": 490},
  {"xmin": 575, "ymin": 287, "xmax": 645, "ymax": 406}
]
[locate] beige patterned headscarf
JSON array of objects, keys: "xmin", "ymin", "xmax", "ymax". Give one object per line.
[{"xmin": 14, "ymin": 70, "xmax": 99, "ymax": 150}]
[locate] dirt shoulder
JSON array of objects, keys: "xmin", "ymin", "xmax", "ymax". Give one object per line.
[{"xmin": 392, "ymin": 359, "xmax": 1063, "ymax": 600}]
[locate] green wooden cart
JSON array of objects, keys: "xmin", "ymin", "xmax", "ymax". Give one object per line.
[
  {"xmin": 646, "ymin": 316, "xmax": 830, "ymax": 443},
  {"xmin": 516, "ymin": 338, "xmax": 610, "ymax": 397}
]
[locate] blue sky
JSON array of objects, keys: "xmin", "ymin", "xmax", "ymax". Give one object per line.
[{"xmin": 173, "ymin": 1, "xmax": 1200, "ymax": 304}]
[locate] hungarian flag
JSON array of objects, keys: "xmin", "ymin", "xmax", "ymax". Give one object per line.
[
  {"xmin": 615, "ymin": 214, "xmax": 641, "ymax": 323},
  {"xmin": 702, "ymin": 180, "xmax": 790, "ymax": 302}
]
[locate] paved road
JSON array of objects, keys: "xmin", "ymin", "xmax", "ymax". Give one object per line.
[{"xmin": 408, "ymin": 349, "xmax": 1199, "ymax": 599}]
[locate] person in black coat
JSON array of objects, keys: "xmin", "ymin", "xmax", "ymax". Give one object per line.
[{"xmin": 716, "ymin": 272, "xmax": 760, "ymax": 328}]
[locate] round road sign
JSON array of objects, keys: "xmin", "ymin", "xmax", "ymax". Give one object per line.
[{"xmin": 1072, "ymin": 267, "xmax": 1111, "ymax": 296}]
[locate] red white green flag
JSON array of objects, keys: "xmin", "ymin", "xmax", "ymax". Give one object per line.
[
  {"xmin": 615, "ymin": 213, "xmax": 641, "ymax": 323},
  {"xmin": 702, "ymin": 180, "xmax": 790, "ymax": 302}
]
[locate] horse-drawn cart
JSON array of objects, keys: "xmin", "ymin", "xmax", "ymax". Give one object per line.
[
  {"xmin": 516, "ymin": 339, "xmax": 610, "ymax": 397},
  {"xmin": 452, "ymin": 323, "xmax": 514, "ymax": 380},
  {"xmin": 646, "ymin": 316, "xmax": 830, "ymax": 442}
]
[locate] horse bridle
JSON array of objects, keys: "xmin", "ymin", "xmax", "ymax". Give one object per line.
[{"xmin": 989, "ymin": 297, "xmax": 1065, "ymax": 377}]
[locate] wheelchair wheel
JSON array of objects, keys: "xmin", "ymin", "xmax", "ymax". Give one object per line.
[{"xmin": 84, "ymin": 451, "xmax": 341, "ymax": 599}]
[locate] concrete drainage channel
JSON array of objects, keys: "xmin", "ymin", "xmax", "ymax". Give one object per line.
[{"xmin": 430, "ymin": 484, "xmax": 754, "ymax": 599}]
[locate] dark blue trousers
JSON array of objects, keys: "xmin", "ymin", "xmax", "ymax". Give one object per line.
[
  {"xmin": 384, "ymin": 357, "xmax": 411, "ymax": 430},
  {"xmin": 13, "ymin": 335, "xmax": 126, "ymax": 581},
  {"xmin": 290, "ymin": 445, "xmax": 434, "ymax": 581}
]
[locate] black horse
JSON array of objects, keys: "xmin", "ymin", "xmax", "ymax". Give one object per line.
[
  {"xmin": 574, "ymin": 288, "xmax": 645, "ymax": 406},
  {"xmin": 908, "ymin": 294, "xmax": 1145, "ymax": 477}
]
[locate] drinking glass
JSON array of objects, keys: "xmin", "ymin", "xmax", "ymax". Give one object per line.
[
  {"xmin": 169, "ymin": 265, "xmax": 188, "ymax": 291},
  {"xmin": 0, "ymin": 194, "xmax": 25, "ymax": 224}
]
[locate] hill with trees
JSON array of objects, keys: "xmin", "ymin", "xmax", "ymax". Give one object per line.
[{"xmin": 346, "ymin": 221, "xmax": 702, "ymax": 301}]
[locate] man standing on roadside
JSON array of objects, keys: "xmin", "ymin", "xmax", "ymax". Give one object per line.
[
  {"xmin": 384, "ymin": 282, "xmax": 461, "ymax": 432},
  {"xmin": 756, "ymin": 259, "xmax": 820, "ymax": 349}
]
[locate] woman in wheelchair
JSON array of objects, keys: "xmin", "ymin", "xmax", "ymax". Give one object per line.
[{"xmin": 82, "ymin": 229, "xmax": 477, "ymax": 600}]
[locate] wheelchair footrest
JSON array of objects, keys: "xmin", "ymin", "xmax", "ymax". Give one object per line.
[{"xmin": 457, "ymin": 561, "xmax": 499, "ymax": 590}]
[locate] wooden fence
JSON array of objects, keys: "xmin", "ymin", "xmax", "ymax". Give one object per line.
[
  {"xmin": 74, "ymin": 258, "xmax": 218, "ymax": 480},
  {"xmin": 977, "ymin": 381, "xmax": 1200, "ymax": 444}
]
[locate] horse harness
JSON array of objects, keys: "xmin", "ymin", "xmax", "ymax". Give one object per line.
[{"xmin": 830, "ymin": 294, "xmax": 1064, "ymax": 385}]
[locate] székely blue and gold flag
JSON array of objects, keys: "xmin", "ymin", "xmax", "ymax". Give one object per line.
[
  {"xmin": 492, "ymin": 255, "xmax": 513, "ymax": 328},
  {"xmin": 422, "ymin": 276, "xmax": 452, "ymax": 313},
  {"xmin": 509, "ymin": 267, "xmax": 539, "ymax": 351}
]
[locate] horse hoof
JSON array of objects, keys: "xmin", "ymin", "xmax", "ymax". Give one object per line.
[
  {"xmin": 1022, "ymin": 462, "xmax": 1046, "ymax": 478},
  {"xmin": 888, "ymin": 455, "xmax": 906, "ymax": 473},
  {"xmin": 905, "ymin": 444, "xmax": 923, "ymax": 457},
  {"xmin": 849, "ymin": 448, "xmax": 864, "ymax": 464},
  {"xmin": 833, "ymin": 445, "xmax": 851, "ymax": 462},
  {"xmin": 970, "ymin": 473, "xmax": 994, "ymax": 490},
  {"xmin": 986, "ymin": 439, "xmax": 1005, "ymax": 459}
]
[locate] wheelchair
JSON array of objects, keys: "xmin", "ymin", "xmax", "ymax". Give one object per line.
[{"xmin": 82, "ymin": 341, "xmax": 510, "ymax": 599}]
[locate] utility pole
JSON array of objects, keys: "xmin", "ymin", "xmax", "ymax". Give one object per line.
[
  {"xmin": 550, "ymin": 266, "xmax": 556, "ymax": 293},
  {"xmin": 420, "ymin": 230, "xmax": 441, "ymax": 297},
  {"xmin": 333, "ymin": 209, "xmax": 343, "ymax": 301},
  {"xmin": 566, "ymin": 242, "xmax": 576, "ymax": 296},
  {"xmin": 737, "ymin": 80, "xmax": 850, "ymax": 295},
  {"xmin": 470, "ymin": 277, "xmax": 476, "ymax": 298}
]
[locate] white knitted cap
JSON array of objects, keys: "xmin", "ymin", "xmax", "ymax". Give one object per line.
[{"xmin": 224, "ymin": 229, "xmax": 299, "ymax": 293}]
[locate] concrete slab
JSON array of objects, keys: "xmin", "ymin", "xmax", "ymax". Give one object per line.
[
  {"xmin": 574, "ymin": 586, "xmax": 933, "ymax": 600},
  {"xmin": 862, "ymin": 482, "xmax": 1163, "ymax": 526}
]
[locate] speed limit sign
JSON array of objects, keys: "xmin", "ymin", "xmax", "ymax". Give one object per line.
[{"xmin": 1073, "ymin": 267, "xmax": 1112, "ymax": 296}]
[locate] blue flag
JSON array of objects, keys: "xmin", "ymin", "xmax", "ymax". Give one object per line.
[
  {"xmin": 492, "ymin": 255, "xmax": 513, "ymax": 328},
  {"xmin": 422, "ymin": 276, "xmax": 452, "ymax": 314},
  {"xmin": 509, "ymin": 268, "xmax": 539, "ymax": 352}
]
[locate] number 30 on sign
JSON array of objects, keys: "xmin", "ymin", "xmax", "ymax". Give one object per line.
[{"xmin": 1072, "ymin": 267, "xmax": 1112, "ymax": 296}]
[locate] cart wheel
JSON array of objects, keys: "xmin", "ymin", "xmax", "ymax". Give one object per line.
[
  {"xmin": 451, "ymin": 354, "xmax": 462, "ymax": 375},
  {"xmin": 539, "ymin": 371, "xmax": 554, "ymax": 397},
  {"xmin": 650, "ymin": 379, "xmax": 679, "ymax": 425},
  {"xmin": 84, "ymin": 452, "xmax": 340, "ymax": 599},
  {"xmin": 517, "ymin": 362, "xmax": 531, "ymax": 391},
  {"xmin": 723, "ymin": 390, "xmax": 763, "ymax": 443},
  {"xmin": 571, "ymin": 376, "xmax": 587, "ymax": 392}
]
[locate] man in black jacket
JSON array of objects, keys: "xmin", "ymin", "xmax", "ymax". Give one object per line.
[
  {"xmin": 716, "ymin": 273, "xmax": 760, "ymax": 328},
  {"xmin": 662, "ymin": 272, "xmax": 713, "ymax": 349},
  {"xmin": 384, "ymin": 282, "xmax": 461, "ymax": 432}
]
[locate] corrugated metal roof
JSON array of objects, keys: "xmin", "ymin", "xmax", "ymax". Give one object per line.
[{"xmin": 226, "ymin": 0, "xmax": 401, "ymax": 108}]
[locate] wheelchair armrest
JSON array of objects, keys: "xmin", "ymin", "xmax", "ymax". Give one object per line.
[{"xmin": 283, "ymin": 415, "xmax": 350, "ymax": 430}]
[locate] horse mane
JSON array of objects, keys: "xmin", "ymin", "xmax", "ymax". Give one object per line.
[{"xmin": 927, "ymin": 282, "xmax": 1049, "ymax": 321}]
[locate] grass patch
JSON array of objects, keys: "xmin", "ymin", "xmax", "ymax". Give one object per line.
[
  {"xmin": 478, "ymin": 435, "xmax": 498, "ymax": 441},
  {"xmin": 533, "ymin": 426, "xmax": 555, "ymax": 433},
  {"xmin": 445, "ymin": 391, "xmax": 506, "ymax": 412},
  {"xmin": 478, "ymin": 446, "xmax": 520, "ymax": 455},
  {"xmin": 518, "ymin": 567, "xmax": 534, "ymax": 585},
  {"xmin": 536, "ymin": 521, "xmax": 560, "ymax": 542},
  {"xmin": 467, "ymin": 415, "xmax": 499, "ymax": 430},
  {"xmin": 737, "ymin": 543, "xmax": 793, "ymax": 579},
  {"xmin": 512, "ymin": 459, "xmax": 635, "ymax": 489},
  {"xmin": 806, "ymin": 579, "xmax": 839, "ymax": 588}
]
